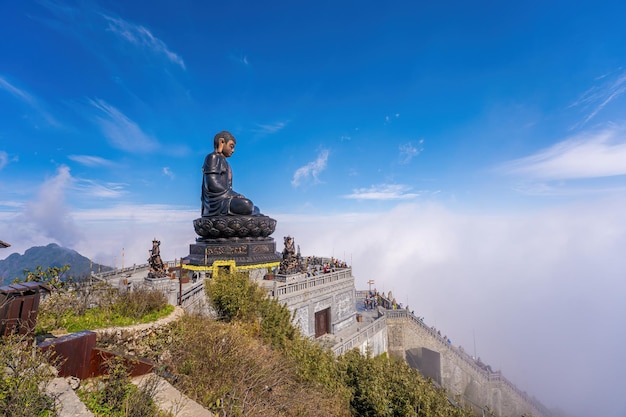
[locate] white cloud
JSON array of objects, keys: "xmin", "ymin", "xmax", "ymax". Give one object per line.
[
  {"xmin": 102, "ymin": 14, "xmax": 186, "ymax": 70},
  {"xmin": 66, "ymin": 204, "xmax": 196, "ymax": 267},
  {"xmin": 291, "ymin": 149, "xmax": 329, "ymax": 187},
  {"xmin": 398, "ymin": 139, "xmax": 424, "ymax": 164},
  {"xmin": 343, "ymin": 184, "xmax": 419, "ymax": 200},
  {"xmin": 89, "ymin": 98, "xmax": 159, "ymax": 153},
  {"xmin": 1, "ymin": 179, "xmax": 625, "ymax": 416},
  {"xmin": 499, "ymin": 125, "xmax": 626, "ymax": 180},
  {"xmin": 0, "ymin": 202, "xmax": 196, "ymax": 268},
  {"xmin": 68, "ymin": 154, "xmax": 115, "ymax": 167},
  {"xmin": 21, "ymin": 165, "xmax": 82, "ymax": 247},
  {"xmin": 0, "ymin": 200, "xmax": 23, "ymax": 210},
  {"xmin": 162, "ymin": 167, "xmax": 174, "ymax": 179},
  {"xmin": 275, "ymin": 198, "xmax": 626, "ymax": 417}
]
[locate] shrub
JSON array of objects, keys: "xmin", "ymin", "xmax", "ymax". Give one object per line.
[
  {"xmin": 0, "ymin": 334, "xmax": 57, "ymax": 417},
  {"xmin": 113, "ymin": 285, "xmax": 169, "ymax": 320},
  {"xmin": 78, "ymin": 355, "xmax": 170, "ymax": 417},
  {"xmin": 165, "ymin": 315, "xmax": 349, "ymax": 417},
  {"xmin": 37, "ymin": 282, "xmax": 172, "ymax": 334},
  {"xmin": 338, "ymin": 350, "xmax": 472, "ymax": 417},
  {"xmin": 205, "ymin": 270, "xmax": 265, "ymax": 322},
  {"xmin": 202, "ymin": 269, "xmax": 472, "ymax": 417},
  {"xmin": 206, "ymin": 270, "xmax": 298, "ymax": 349}
]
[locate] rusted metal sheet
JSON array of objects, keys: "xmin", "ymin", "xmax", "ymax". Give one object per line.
[
  {"xmin": 90, "ymin": 348, "xmax": 154, "ymax": 378},
  {"xmin": 38, "ymin": 331, "xmax": 154, "ymax": 379},
  {"xmin": 38, "ymin": 330, "xmax": 97, "ymax": 379},
  {"xmin": 0, "ymin": 282, "xmax": 49, "ymax": 336}
]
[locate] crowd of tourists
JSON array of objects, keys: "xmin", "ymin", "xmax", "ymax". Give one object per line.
[{"xmin": 303, "ymin": 256, "xmax": 349, "ymax": 277}]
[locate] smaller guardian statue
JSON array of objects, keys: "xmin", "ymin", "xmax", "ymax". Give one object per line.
[
  {"xmin": 148, "ymin": 239, "xmax": 167, "ymax": 278},
  {"xmin": 278, "ymin": 236, "xmax": 304, "ymax": 275}
]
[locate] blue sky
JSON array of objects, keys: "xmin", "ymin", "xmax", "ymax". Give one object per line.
[{"xmin": 2, "ymin": 1, "xmax": 626, "ymax": 416}]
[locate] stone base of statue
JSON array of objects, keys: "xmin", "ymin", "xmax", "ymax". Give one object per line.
[
  {"xmin": 185, "ymin": 215, "xmax": 281, "ymax": 267},
  {"xmin": 185, "ymin": 239, "xmax": 280, "ymax": 267}
]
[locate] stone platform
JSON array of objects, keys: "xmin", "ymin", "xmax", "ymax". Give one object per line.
[{"xmin": 184, "ymin": 238, "xmax": 281, "ymax": 267}]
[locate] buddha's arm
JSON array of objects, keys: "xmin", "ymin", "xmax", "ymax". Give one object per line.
[{"xmin": 202, "ymin": 154, "xmax": 239, "ymax": 197}]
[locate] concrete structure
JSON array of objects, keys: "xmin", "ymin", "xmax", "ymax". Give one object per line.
[
  {"xmin": 263, "ymin": 267, "xmax": 357, "ymax": 338},
  {"xmin": 385, "ymin": 309, "xmax": 549, "ymax": 417},
  {"xmin": 95, "ymin": 262, "xmax": 551, "ymax": 417}
]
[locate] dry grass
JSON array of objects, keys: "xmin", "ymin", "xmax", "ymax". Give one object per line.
[{"xmin": 164, "ymin": 315, "xmax": 349, "ymax": 417}]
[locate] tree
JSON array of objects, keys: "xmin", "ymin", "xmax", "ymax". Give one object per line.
[{"xmin": 18, "ymin": 265, "xmax": 71, "ymax": 289}]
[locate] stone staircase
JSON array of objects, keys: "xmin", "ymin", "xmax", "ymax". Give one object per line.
[{"xmin": 46, "ymin": 374, "xmax": 213, "ymax": 417}]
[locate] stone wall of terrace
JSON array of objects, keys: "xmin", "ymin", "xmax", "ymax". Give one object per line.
[{"xmin": 264, "ymin": 268, "xmax": 356, "ymax": 338}]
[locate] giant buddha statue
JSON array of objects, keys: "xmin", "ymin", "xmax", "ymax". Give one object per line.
[{"xmin": 193, "ymin": 131, "xmax": 276, "ymax": 241}]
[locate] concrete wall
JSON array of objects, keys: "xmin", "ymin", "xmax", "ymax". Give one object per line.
[
  {"xmin": 386, "ymin": 309, "xmax": 546, "ymax": 417},
  {"xmin": 271, "ymin": 269, "xmax": 356, "ymax": 338}
]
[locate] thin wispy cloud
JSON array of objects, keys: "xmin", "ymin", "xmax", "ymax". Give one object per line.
[
  {"xmin": 89, "ymin": 98, "xmax": 159, "ymax": 153},
  {"xmin": 228, "ymin": 52, "xmax": 250, "ymax": 66},
  {"xmin": 0, "ymin": 200, "xmax": 23, "ymax": 210},
  {"xmin": 0, "ymin": 75, "xmax": 35, "ymax": 104},
  {"xmin": 102, "ymin": 14, "xmax": 186, "ymax": 70},
  {"xmin": 75, "ymin": 179, "xmax": 127, "ymax": 199},
  {"xmin": 343, "ymin": 184, "xmax": 419, "ymax": 200},
  {"xmin": 570, "ymin": 69, "xmax": 626, "ymax": 128},
  {"xmin": 291, "ymin": 149, "xmax": 329, "ymax": 187},
  {"xmin": 0, "ymin": 151, "xmax": 8, "ymax": 170},
  {"xmin": 399, "ymin": 139, "xmax": 424, "ymax": 164},
  {"xmin": 385, "ymin": 113, "xmax": 400, "ymax": 124},
  {"xmin": 72, "ymin": 204, "xmax": 195, "ymax": 223},
  {"xmin": 511, "ymin": 181, "xmax": 626, "ymax": 197},
  {"xmin": 68, "ymin": 154, "xmax": 115, "ymax": 167},
  {"xmin": 0, "ymin": 75, "xmax": 60, "ymax": 127},
  {"xmin": 254, "ymin": 122, "xmax": 287, "ymax": 135},
  {"xmin": 499, "ymin": 126, "xmax": 626, "ymax": 180}
]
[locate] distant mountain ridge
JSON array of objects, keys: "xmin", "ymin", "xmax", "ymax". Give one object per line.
[{"xmin": 0, "ymin": 243, "xmax": 112, "ymax": 286}]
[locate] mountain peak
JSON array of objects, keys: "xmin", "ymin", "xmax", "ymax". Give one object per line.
[{"xmin": 0, "ymin": 243, "xmax": 112, "ymax": 285}]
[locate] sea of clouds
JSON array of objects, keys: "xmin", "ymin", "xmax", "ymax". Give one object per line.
[{"xmin": 1, "ymin": 196, "xmax": 625, "ymax": 417}]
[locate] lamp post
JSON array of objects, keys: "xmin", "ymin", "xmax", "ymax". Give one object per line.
[{"xmin": 367, "ymin": 279, "xmax": 375, "ymax": 292}]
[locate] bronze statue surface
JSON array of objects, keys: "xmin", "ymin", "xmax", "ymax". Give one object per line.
[
  {"xmin": 201, "ymin": 131, "xmax": 259, "ymax": 217},
  {"xmin": 195, "ymin": 131, "xmax": 275, "ymax": 241},
  {"xmin": 148, "ymin": 239, "xmax": 166, "ymax": 278},
  {"xmin": 278, "ymin": 236, "xmax": 304, "ymax": 275}
]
